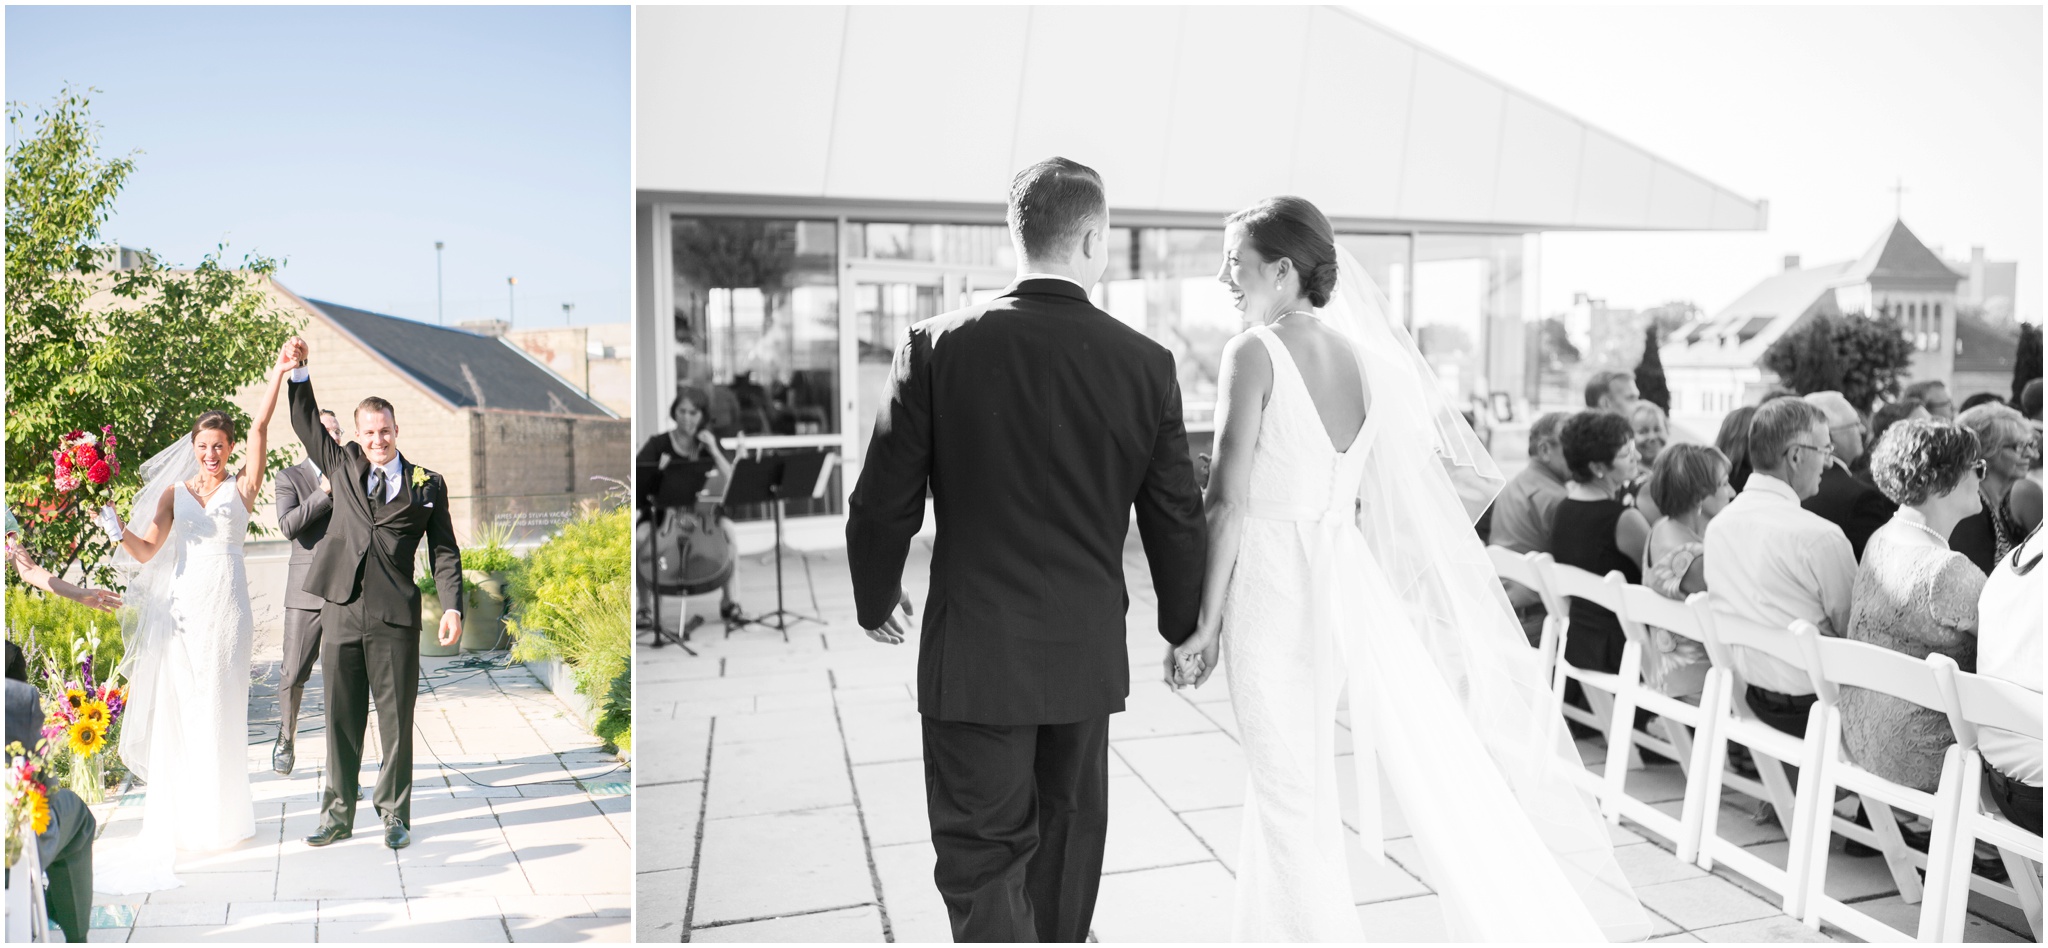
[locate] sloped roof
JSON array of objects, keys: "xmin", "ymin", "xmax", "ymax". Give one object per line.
[
  {"xmin": 306, "ymin": 299, "xmax": 615, "ymax": 418},
  {"xmin": 637, "ymin": 5, "xmax": 1764, "ymax": 233},
  {"xmin": 1847, "ymin": 220, "xmax": 1966, "ymax": 288},
  {"xmin": 1664, "ymin": 261, "xmax": 1856, "ymax": 368}
]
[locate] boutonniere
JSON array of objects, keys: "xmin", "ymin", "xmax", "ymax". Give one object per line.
[{"xmin": 410, "ymin": 467, "xmax": 431, "ymax": 490}]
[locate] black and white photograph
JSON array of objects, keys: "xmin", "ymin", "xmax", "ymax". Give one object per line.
[{"xmin": 633, "ymin": 4, "xmax": 2042, "ymax": 945}]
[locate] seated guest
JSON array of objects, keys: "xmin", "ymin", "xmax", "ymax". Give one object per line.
[
  {"xmin": 1952, "ymin": 403, "xmax": 2037, "ymax": 573},
  {"xmin": 1855, "ymin": 397, "xmax": 1929, "ymax": 484},
  {"xmin": 1704, "ymin": 397, "xmax": 1856, "ymax": 737},
  {"xmin": 5, "ymin": 642, "xmax": 94, "ymax": 943},
  {"xmin": 1626, "ymin": 402, "xmax": 1671, "ymax": 522},
  {"xmin": 636, "ymin": 386, "xmax": 743, "ymax": 623},
  {"xmin": 1550, "ymin": 411, "xmax": 1648, "ymax": 674},
  {"xmin": 1959, "ymin": 392, "xmax": 2007, "ymax": 414},
  {"xmin": 1801, "ymin": 391, "xmax": 1898, "ymax": 560},
  {"xmin": 1841, "ymin": 419, "xmax": 1986, "ymax": 792},
  {"xmin": 1586, "ymin": 369, "xmax": 1641, "ymax": 416},
  {"xmin": 1641, "ymin": 444, "xmax": 1734, "ymax": 697},
  {"xmin": 1491, "ymin": 411, "xmax": 1571, "ymax": 643},
  {"xmin": 1492, "ymin": 411, "xmax": 1572, "ymax": 555},
  {"xmin": 1976, "ymin": 524, "xmax": 2042, "ymax": 834},
  {"xmin": 1716, "ymin": 405, "xmax": 1760, "ymax": 492},
  {"xmin": 1906, "ymin": 378, "xmax": 1956, "ymax": 421}
]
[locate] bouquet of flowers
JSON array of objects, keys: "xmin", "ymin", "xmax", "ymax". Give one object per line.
[
  {"xmin": 40, "ymin": 637, "xmax": 126, "ymax": 804},
  {"xmin": 50, "ymin": 426, "xmax": 121, "ymax": 500},
  {"xmin": 5, "ymin": 740, "xmax": 52, "ymax": 869}
]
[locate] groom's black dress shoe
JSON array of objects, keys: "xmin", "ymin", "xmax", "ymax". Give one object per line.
[
  {"xmin": 272, "ymin": 737, "xmax": 294, "ymax": 776},
  {"xmin": 304, "ymin": 823, "xmax": 352, "ymax": 847},
  {"xmin": 383, "ymin": 815, "xmax": 410, "ymax": 850}
]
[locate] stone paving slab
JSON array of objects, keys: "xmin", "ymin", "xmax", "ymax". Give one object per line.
[
  {"xmin": 641, "ymin": 540, "xmax": 2037, "ymax": 943},
  {"xmin": 84, "ymin": 654, "xmax": 630, "ymax": 942}
]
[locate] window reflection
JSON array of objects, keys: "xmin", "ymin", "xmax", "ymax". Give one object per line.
[{"xmin": 670, "ymin": 216, "xmax": 841, "ymax": 518}]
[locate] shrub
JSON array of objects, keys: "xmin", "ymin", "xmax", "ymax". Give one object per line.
[{"xmin": 506, "ymin": 506, "xmax": 630, "ymax": 753}]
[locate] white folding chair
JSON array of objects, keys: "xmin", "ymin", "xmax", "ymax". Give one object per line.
[
  {"xmin": 1796, "ymin": 627, "xmax": 1969, "ymax": 941},
  {"xmin": 3, "ymin": 797, "xmax": 51, "ymax": 943},
  {"xmin": 1930, "ymin": 654, "xmax": 2045, "ymax": 941},
  {"xmin": 1540, "ymin": 561, "xmax": 1645, "ymax": 777},
  {"xmin": 1692, "ymin": 610, "xmax": 1828, "ymax": 918},
  {"xmin": 1608, "ymin": 586, "xmax": 1720, "ymax": 862},
  {"xmin": 1486, "ymin": 546, "xmax": 1563, "ymax": 675}
]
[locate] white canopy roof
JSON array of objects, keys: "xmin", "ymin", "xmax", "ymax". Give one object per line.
[{"xmin": 638, "ymin": 5, "xmax": 1765, "ymax": 233}]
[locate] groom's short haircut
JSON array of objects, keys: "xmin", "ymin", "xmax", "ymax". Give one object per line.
[
  {"xmin": 1007, "ymin": 157, "xmax": 1106, "ymax": 262},
  {"xmin": 6, "ymin": 641, "xmax": 25, "ymax": 682},
  {"xmin": 355, "ymin": 396, "xmax": 398, "ymax": 426}
]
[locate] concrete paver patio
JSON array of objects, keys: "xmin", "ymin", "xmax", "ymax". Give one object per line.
[
  {"xmin": 639, "ymin": 536, "xmax": 2037, "ymax": 943},
  {"xmin": 84, "ymin": 650, "xmax": 632, "ymax": 943}
]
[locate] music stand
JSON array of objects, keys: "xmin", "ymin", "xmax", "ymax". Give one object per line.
[
  {"xmin": 642, "ymin": 467, "xmax": 710, "ymax": 654},
  {"xmin": 724, "ymin": 449, "xmax": 831, "ymax": 635}
]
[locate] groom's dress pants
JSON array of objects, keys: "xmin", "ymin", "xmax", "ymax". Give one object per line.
[
  {"xmin": 319, "ymin": 598, "xmax": 419, "ymax": 830},
  {"xmin": 922, "ymin": 715, "xmax": 1108, "ymax": 943}
]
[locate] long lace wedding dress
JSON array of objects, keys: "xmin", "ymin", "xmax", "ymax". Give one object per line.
[
  {"xmin": 96, "ymin": 480, "xmax": 257, "ymax": 893},
  {"xmin": 1218, "ymin": 250, "xmax": 1649, "ymax": 942}
]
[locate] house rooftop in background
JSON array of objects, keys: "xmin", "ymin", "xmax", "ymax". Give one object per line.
[
  {"xmin": 308, "ymin": 299, "xmax": 617, "ymax": 419},
  {"xmin": 1660, "ymin": 218, "xmax": 1999, "ymax": 417}
]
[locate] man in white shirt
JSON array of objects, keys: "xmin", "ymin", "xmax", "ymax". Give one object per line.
[
  {"xmin": 1704, "ymin": 397, "xmax": 1856, "ymax": 736},
  {"xmin": 1977, "ymin": 527, "xmax": 2042, "ymax": 834}
]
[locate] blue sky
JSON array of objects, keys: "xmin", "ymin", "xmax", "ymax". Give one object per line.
[{"xmin": 6, "ymin": 5, "xmax": 629, "ymax": 328}]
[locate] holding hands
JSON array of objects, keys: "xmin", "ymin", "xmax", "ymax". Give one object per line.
[{"xmin": 1167, "ymin": 623, "xmax": 1219, "ymax": 689}]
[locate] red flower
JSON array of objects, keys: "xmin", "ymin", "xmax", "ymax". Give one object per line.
[
  {"xmin": 74, "ymin": 444, "xmax": 99, "ymax": 467},
  {"xmin": 86, "ymin": 461, "xmax": 112, "ymax": 485}
]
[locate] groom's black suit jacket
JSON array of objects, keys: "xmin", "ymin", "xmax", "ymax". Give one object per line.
[
  {"xmin": 847, "ymin": 278, "xmax": 1208, "ymax": 726},
  {"xmin": 288, "ymin": 377, "xmax": 463, "ymax": 631}
]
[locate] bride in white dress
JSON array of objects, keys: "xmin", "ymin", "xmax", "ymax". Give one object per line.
[
  {"xmin": 93, "ymin": 350, "xmax": 295, "ymax": 893},
  {"xmin": 1170, "ymin": 197, "xmax": 1650, "ymax": 942}
]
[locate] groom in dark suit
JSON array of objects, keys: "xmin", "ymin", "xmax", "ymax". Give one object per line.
[
  {"xmin": 283, "ymin": 337, "xmax": 463, "ymax": 850},
  {"xmin": 847, "ymin": 157, "xmax": 1207, "ymax": 942}
]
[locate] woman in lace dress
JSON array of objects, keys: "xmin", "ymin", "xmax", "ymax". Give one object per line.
[
  {"xmin": 93, "ymin": 350, "xmax": 295, "ymax": 893},
  {"xmin": 1842, "ymin": 419, "xmax": 1986, "ymax": 791},
  {"xmin": 1639, "ymin": 444, "xmax": 1734, "ymax": 697}
]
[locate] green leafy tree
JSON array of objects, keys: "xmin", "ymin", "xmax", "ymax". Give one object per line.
[
  {"xmin": 1634, "ymin": 322, "xmax": 1671, "ymax": 414},
  {"xmin": 1762, "ymin": 312, "xmax": 1914, "ymax": 411},
  {"xmin": 6, "ymin": 89, "xmax": 300, "ymax": 583},
  {"xmin": 1762, "ymin": 315, "xmax": 1843, "ymax": 397},
  {"xmin": 2013, "ymin": 321, "xmax": 2042, "ymax": 407}
]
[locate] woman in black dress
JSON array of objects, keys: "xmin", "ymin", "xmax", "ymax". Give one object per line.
[
  {"xmin": 637, "ymin": 386, "xmax": 742, "ymax": 623},
  {"xmin": 1550, "ymin": 411, "xmax": 1648, "ymax": 674}
]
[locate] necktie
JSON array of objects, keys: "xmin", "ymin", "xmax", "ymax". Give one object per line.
[{"xmin": 370, "ymin": 468, "xmax": 388, "ymax": 504}]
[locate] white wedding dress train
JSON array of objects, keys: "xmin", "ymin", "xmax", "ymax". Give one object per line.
[
  {"xmin": 95, "ymin": 485, "xmax": 257, "ymax": 894},
  {"xmin": 1222, "ymin": 324, "xmax": 1632, "ymax": 942}
]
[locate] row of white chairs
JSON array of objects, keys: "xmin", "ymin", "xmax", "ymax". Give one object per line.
[{"xmin": 1488, "ymin": 546, "xmax": 2044, "ymax": 942}]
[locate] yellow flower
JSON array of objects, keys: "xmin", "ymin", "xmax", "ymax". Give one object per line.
[
  {"xmin": 79, "ymin": 699, "xmax": 109, "ymax": 728},
  {"xmin": 66, "ymin": 720, "xmax": 105, "ymax": 757},
  {"xmin": 27, "ymin": 787, "xmax": 49, "ymax": 835},
  {"xmin": 62, "ymin": 687, "xmax": 86, "ymax": 711}
]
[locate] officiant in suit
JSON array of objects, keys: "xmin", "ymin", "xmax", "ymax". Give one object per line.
[
  {"xmin": 282, "ymin": 337, "xmax": 463, "ymax": 851},
  {"xmin": 847, "ymin": 158, "xmax": 1207, "ymax": 942},
  {"xmin": 271, "ymin": 408, "xmax": 343, "ymax": 776}
]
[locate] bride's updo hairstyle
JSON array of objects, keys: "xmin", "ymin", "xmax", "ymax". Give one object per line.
[
  {"xmin": 1226, "ymin": 196, "xmax": 1341, "ymax": 308},
  {"xmin": 192, "ymin": 409, "xmax": 237, "ymax": 442}
]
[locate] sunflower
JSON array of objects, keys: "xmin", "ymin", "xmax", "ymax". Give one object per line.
[
  {"xmin": 78, "ymin": 699, "xmax": 109, "ymax": 728},
  {"xmin": 66, "ymin": 720, "xmax": 105, "ymax": 757},
  {"xmin": 26, "ymin": 786, "xmax": 50, "ymax": 835},
  {"xmin": 61, "ymin": 687, "xmax": 86, "ymax": 712}
]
